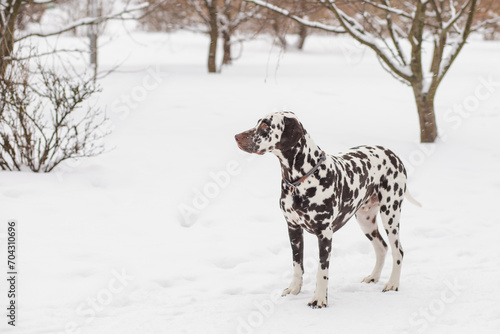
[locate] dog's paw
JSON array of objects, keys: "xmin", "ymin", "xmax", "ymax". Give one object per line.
[
  {"xmin": 282, "ymin": 281, "xmax": 302, "ymax": 296},
  {"xmin": 307, "ymin": 295, "xmax": 328, "ymax": 309},
  {"xmin": 361, "ymin": 275, "xmax": 379, "ymax": 284},
  {"xmin": 382, "ymin": 281, "xmax": 399, "ymax": 292}
]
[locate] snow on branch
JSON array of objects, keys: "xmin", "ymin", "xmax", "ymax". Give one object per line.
[
  {"xmin": 472, "ymin": 16, "xmax": 500, "ymax": 32},
  {"xmin": 255, "ymin": 0, "xmax": 414, "ymax": 81},
  {"xmin": 359, "ymin": 0, "xmax": 413, "ymax": 19},
  {"xmin": 243, "ymin": 0, "xmax": 345, "ymax": 33}
]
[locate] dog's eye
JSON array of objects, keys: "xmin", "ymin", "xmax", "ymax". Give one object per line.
[{"xmin": 260, "ymin": 122, "xmax": 269, "ymax": 130}]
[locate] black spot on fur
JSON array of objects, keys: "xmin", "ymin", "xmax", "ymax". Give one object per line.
[
  {"xmin": 287, "ymin": 226, "xmax": 304, "ymax": 271},
  {"xmin": 305, "ymin": 187, "xmax": 317, "ymax": 198},
  {"xmin": 385, "ymin": 149, "xmax": 400, "ymax": 169},
  {"xmin": 318, "ymin": 237, "xmax": 331, "ymax": 270},
  {"xmin": 319, "ymin": 169, "xmax": 335, "ymax": 189},
  {"xmin": 294, "ymin": 152, "xmax": 306, "ymax": 172}
]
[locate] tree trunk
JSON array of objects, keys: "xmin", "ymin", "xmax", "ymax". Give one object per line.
[
  {"xmin": 0, "ymin": 0, "xmax": 23, "ymax": 77},
  {"xmin": 296, "ymin": 24, "xmax": 307, "ymax": 50},
  {"xmin": 272, "ymin": 19, "xmax": 287, "ymax": 49},
  {"xmin": 89, "ymin": 32, "xmax": 98, "ymax": 81},
  {"xmin": 88, "ymin": 0, "xmax": 98, "ymax": 82},
  {"xmin": 222, "ymin": 30, "xmax": 232, "ymax": 65},
  {"xmin": 412, "ymin": 85, "xmax": 438, "ymax": 143},
  {"xmin": 207, "ymin": 1, "xmax": 219, "ymax": 73}
]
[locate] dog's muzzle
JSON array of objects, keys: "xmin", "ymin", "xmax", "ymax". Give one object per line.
[{"xmin": 235, "ymin": 130, "xmax": 259, "ymax": 154}]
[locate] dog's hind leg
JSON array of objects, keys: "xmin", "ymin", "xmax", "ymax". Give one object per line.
[
  {"xmin": 379, "ymin": 186, "xmax": 405, "ymax": 292},
  {"xmin": 356, "ymin": 195, "xmax": 387, "ymax": 284}
]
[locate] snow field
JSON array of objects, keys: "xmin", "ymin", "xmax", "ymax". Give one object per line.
[{"xmin": 0, "ymin": 31, "xmax": 499, "ymax": 334}]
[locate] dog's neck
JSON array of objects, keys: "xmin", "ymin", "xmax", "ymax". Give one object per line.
[{"xmin": 274, "ymin": 133, "xmax": 323, "ymax": 182}]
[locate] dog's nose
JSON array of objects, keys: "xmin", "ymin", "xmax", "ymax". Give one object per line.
[{"xmin": 235, "ymin": 133, "xmax": 243, "ymax": 142}]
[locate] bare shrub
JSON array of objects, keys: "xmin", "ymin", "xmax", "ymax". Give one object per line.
[{"xmin": 0, "ymin": 59, "xmax": 109, "ymax": 172}]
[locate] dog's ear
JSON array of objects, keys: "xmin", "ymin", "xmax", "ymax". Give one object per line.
[{"xmin": 278, "ymin": 117, "xmax": 304, "ymax": 152}]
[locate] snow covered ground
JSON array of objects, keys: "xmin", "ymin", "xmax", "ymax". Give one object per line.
[{"xmin": 1, "ymin": 31, "xmax": 500, "ymax": 334}]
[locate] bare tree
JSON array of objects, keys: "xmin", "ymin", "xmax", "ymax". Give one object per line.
[
  {"xmin": 244, "ymin": 0, "xmax": 499, "ymax": 143},
  {"xmin": 141, "ymin": 0, "xmax": 259, "ymax": 72},
  {"xmin": 219, "ymin": 0, "xmax": 260, "ymax": 65},
  {"xmin": 189, "ymin": 0, "xmax": 259, "ymax": 72},
  {"xmin": 1, "ymin": 0, "xmax": 148, "ymax": 77}
]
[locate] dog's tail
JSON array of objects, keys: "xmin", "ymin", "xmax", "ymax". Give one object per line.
[{"xmin": 405, "ymin": 189, "xmax": 422, "ymax": 208}]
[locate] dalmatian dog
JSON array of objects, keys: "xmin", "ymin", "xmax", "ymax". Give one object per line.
[{"xmin": 234, "ymin": 111, "xmax": 420, "ymax": 308}]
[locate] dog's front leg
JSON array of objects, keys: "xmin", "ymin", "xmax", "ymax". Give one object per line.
[
  {"xmin": 282, "ymin": 224, "xmax": 304, "ymax": 296},
  {"xmin": 308, "ymin": 230, "xmax": 333, "ymax": 308}
]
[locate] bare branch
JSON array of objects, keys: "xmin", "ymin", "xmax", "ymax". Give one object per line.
[
  {"xmin": 6, "ymin": 48, "xmax": 85, "ymax": 61},
  {"xmin": 408, "ymin": 0, "xmax": 427, "ymax": 83},
  {"xmin": 192, "ymin": 0, "xmax": 210, "ymax": 25},
  {"xmin": 429, "ymin": 0, "xmax": 443, "ymax": 26},
  {"xmin": 359, "ymin": 0, "xmax": 413, "ymax": 19},
  {"xmin": 322, "ymin": 0, "xmax": 413, "ymax": 83},
  {"xmin": 15, "ymin": 3, "xmax": 149, "ymax": 42},
  {"xmin": 437, "ymin": 0, "xmax": 477, "ymax": 85},
  {"xmin": 443, "ymin": 0, "xmax": 473, "ymax": 32},
  {"xmin": 382, "ymin": 0, "xmax": 408, "ymax": 66},
  {"xmin": 471, "ymin": 16, "xmax": 500, "ymax": 32}
]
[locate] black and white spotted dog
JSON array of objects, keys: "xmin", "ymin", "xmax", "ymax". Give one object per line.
[{"xmin": 235, "ymin": 111, "xmax": 420, "ymax": 308}]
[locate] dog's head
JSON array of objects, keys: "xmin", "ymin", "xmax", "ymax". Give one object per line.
[{"xmin": 235, "ymin": 111, "xmax": 305, "ymax": 155}]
